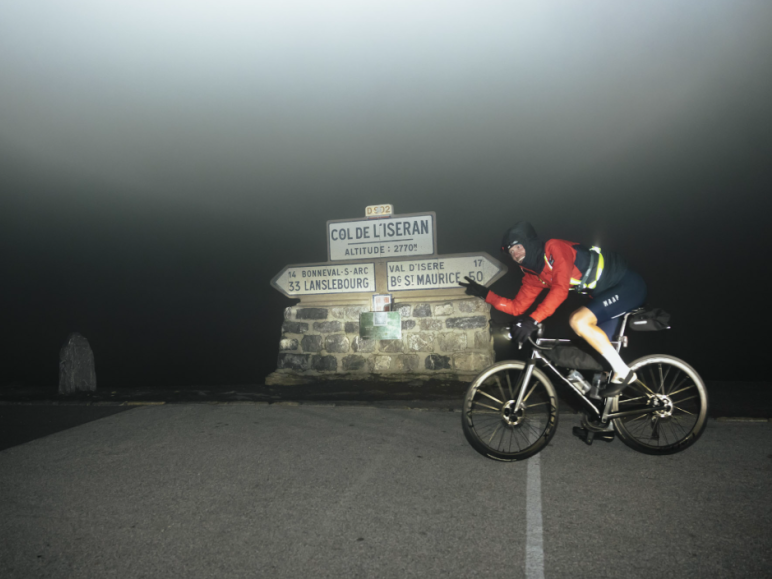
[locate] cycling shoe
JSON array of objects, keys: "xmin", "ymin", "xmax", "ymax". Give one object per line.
[{"xmin": 599, "ymin": 371, "xmax": 637, "ymax": 397}]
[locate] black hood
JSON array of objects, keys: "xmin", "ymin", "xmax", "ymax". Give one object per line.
[{"xmin": 501, "ymin": 221, "xmax": 545, "ymax": 273}]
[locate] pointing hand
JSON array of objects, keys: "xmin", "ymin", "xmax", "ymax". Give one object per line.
[{"xmin": 459, "ymin": 276, "xmax": 489, "ymax": 298}]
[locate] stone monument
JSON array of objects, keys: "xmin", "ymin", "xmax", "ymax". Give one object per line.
[
  {"xmin": 59, "ymin": 332, "xmax": 97, "ymax": 394},
  {"xmin": 266, "ymin": 206, "xmax": 507, "ymax": 385}
]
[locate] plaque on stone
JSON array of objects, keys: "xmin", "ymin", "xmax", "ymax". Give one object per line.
[
  {"xmin": 59, "ymin": 332, "xmax": 97, "ymax": 394},
  {"xmin": 359, "ymin": 312, "xmax": 401, "ymax": 340}
]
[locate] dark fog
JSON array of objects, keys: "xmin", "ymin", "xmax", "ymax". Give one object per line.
[{"xmin": 2, "ymin": 1, "xmax": 771, "ymax": 386}]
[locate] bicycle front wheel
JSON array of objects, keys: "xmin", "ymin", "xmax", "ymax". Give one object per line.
[
  {"xmin": 612, "ymin": 355, "xmax": 708, "ymax": 455},
  {"xmin": 462, "ymin": 361, "xmax": 558, "ymax": 461}
]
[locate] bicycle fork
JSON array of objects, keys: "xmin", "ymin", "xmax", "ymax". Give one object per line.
[{"xmin": 512, "ymin": 357, "xmax": 537, "ymax": 412}]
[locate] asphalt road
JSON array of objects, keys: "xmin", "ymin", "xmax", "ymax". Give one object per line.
[{"xmin": 1, "ymin": 405, "xmax": 770, "ymax": 578}]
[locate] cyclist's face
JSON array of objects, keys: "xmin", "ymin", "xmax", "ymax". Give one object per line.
[{"xmin": 509, "ymin": 244, "xmax": 526, "ymax": 263}]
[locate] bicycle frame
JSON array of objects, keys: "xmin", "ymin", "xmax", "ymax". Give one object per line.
[{"xmin": 515, "ymin": 309, "xmax": 664, "ymax": 425}]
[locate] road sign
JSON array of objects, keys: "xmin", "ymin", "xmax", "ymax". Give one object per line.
[
  {"xmin": 271, "ymin": 262, "xmax": 376, "ymax": 298},
  {"xmin": 385, "ymin": 253, "xmax": 506, "ymax": 292},
  {"xmin": 327, "ymin": 212, "xmax": 436, "ymax": 261},
  {"xmin": 365, "ymin": 204, "xmax": 394, "ymax": 218}
]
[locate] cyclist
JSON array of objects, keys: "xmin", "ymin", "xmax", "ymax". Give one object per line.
[{"xmin": 460, "ymin": 221, "xmax": 646, "ymax": 396}]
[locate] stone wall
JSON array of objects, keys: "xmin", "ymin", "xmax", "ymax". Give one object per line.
[{"xmin": 266, "ymin": 298, "xmax": 494, "ymax": 384}]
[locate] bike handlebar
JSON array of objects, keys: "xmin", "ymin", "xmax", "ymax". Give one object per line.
[{"xmin": 495, "ymin": 322, "xmax": 557, "ymax": 351}]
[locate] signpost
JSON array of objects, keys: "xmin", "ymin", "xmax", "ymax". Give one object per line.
[
  {"xmin": 385, "ymin": 253, "xmax": 505, "ymax": 292},
  {"xmin": 272, "ymin": 207, "xmax": 507, "ymax": 299},
  {"xmin": 327, "ymin": 212, "xmax": 436, "ymax": 261},
  {"xmin": 271, "ymin": 262, "xmax": 376, "ymax": 298}
]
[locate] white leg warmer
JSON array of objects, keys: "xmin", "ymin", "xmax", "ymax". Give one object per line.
[{"xmin": 599, "ymin": 343, "xmax": 631, "ymax": 377}]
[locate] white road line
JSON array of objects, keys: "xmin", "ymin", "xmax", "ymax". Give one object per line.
[{"xmin": 525, "ymin": 453, "xmax": 545, "ymax": 579}]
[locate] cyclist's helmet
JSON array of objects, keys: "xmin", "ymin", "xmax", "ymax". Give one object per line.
[
  {"xmin": 501, "ymin": 221, "xmax": 545, "ymax": 273},
  {"xmin": 501, "ymin": 221, "xmax": 538, "ymax": 252}
]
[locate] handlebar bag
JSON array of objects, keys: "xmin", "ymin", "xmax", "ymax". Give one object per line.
[{"xmin": 629, "ymin": 308, "xmax": 671, "ymax": 331}]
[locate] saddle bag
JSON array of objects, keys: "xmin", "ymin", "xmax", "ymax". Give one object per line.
[{"xmin": 628, "ymin": 308, "xmax": 671, "ymax": 331}]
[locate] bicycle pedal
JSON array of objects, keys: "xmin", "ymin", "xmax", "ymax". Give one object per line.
[{"xmin": 572, "ymin": 426, "xmax": 594, "ymax": 446}]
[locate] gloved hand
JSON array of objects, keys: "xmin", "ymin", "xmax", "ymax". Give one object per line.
[
  {"xmin": 459, "ymin": 276, "xmax": 489, "ymax": 298},
  {"xmin": 511, "ymin": 316, "xmax": 539, "ymax": 344}
]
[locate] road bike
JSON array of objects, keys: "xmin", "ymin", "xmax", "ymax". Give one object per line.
[{"xmin": 461, "ymin": 307, "xmax": 708, "ymax": 461}]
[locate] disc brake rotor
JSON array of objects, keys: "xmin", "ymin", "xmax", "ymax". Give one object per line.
[{"xmin": 651, "ymin": 394, "xmax": 674, "ymax": 419}]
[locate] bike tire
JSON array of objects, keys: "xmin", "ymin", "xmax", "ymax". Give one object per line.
[
  {"xmin": 462, "ymin": 360, "xmax": 559, "ymax": 461},
  {"xmin": 612, "ymin": 355, "xmax": 708, "ymax": 455}
]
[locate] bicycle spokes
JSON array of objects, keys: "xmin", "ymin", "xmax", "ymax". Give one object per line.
[
  {"xmin": 462, "ymin": 362, "xmax": 558, "ymax": 460},
  {"xmin": 613, "ymin": 356, "xmax": 708, "ymax": 454}
]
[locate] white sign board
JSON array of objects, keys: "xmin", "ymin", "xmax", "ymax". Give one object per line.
[
  {"xmin": 271, "ymin": 262, "xmax": 376, "ymax": 297},
  {"xmin": 327, "ymin": 213, "xmax": 436, "ymax": 261},
  {"xmin": 386, "ymin": 253, "xmax": 506, "ymax": 292}
]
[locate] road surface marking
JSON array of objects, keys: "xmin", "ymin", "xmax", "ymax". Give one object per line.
[{"xmin": 526, "ymin": 453, "xmax": 545, "ymax": 579}]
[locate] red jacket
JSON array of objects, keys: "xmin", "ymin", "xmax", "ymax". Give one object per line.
[{"xmin": 486, "ymin": 239, "xmax": 586, "ymax": 323}]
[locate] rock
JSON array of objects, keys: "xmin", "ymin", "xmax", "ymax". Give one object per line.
[
  {"xmin": 313, "ymin": 321, "xmax": 343, "ymax": 333},
  {"xmin": 282, "ymin": 321, "xmax": 309, "ymax": 335},
  {"xmin": 345, "ymin": 306, "xmax": 368, "ymax": 319},
  {"xmin": 330, "ymin": 307, "xmax": 346, "ymax": 319},
  {"xmin": 407, "ymin": 333, "xmax": 434, "ymax": 352},
  {"xmin": 419, "ymin": 319, "xmax": 443, "ymax": 331},
  {"xmin": 312, "ymin": 355, "xmax": 338, "ymax": 371},
  {"xmin": 474, "ymin": 330, "xmax": 492, "ymax": 349},
  {"xmin": 433, "ymin": 303, "xmax": 453, "ymax": 316},
  {"xmin": 445, "ymin": 316, "xmax": 487, "ymax": 329},
  {"xmin": 352, "ymin": 336, "xmax": 376, "ymax": 353},
  {"xmin": 59, "ymin": 333, "xmax": 97, "ymax": 394},
  {"xmin": 458, "ymin": 299, "xmax": 484, "ymax": 313},
  {"xmin": 413, "ymin": 304, "xmax": 432, "ymax": 317},
  {"xmin": 279, "ymin": 338, "xmax": 299, "ymax": 351},
  {"xmin": 396, "ymin": 355, "xmax": 419, "ymax": 372},
  {"xmin": 425, "ymin": 354, "xmax": 451, "ymax": 370},
  {"xmin": 401, "ymin": 319, "xmax": 416, "ymax": 331},
  {"xmin": 438, "ymin": 332, "xmax": 467, "ymax": 352},
  {"xmin": 344, "ymin": 322, "xmax": 360, "ymax": 334},
  {"xmin": 277, "ymin": 353, "xmax": 311, "ymax": 371},
  {"xmin": 373, "ymin": 356, "xmax": 393, "ymax": 371},
  {"xmin": 342, "ymin": 355, "xmax": 368, "ymax": 371},
  {"xmin": 380, "ymin": 339, "xmax": 404, "ymax": 353},
  {"xmin": 301, "ymin": 334, "xmax": 323, "ymax": 352},
  {"xmin": 325, "ymin": 334, "xmax": 350, "ymax": 353},
  {"xmin": 297, "ymin": 308, "xmax": 328, "ymax": 320},
  {"xmin": 394, "ymin": 304, "xmax": 412, "ymax": 318}
]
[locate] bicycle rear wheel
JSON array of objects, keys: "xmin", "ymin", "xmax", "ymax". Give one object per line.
[
  {"xmin": 462, "ymin": 361, "xmax": 558, "ymax": 461},
  {"xmin": 612, "ymin": 355, "xmax": 708, "ymax": 455}
]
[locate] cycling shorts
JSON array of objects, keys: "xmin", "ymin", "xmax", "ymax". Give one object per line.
[{"xmin": 586, "ymin": 269, "xmax": 647, "ymax": 339}]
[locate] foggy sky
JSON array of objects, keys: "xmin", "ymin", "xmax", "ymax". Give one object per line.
[{"xmin": 2, "ymin": 1, "xmax": 771, "ymax": 385}]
